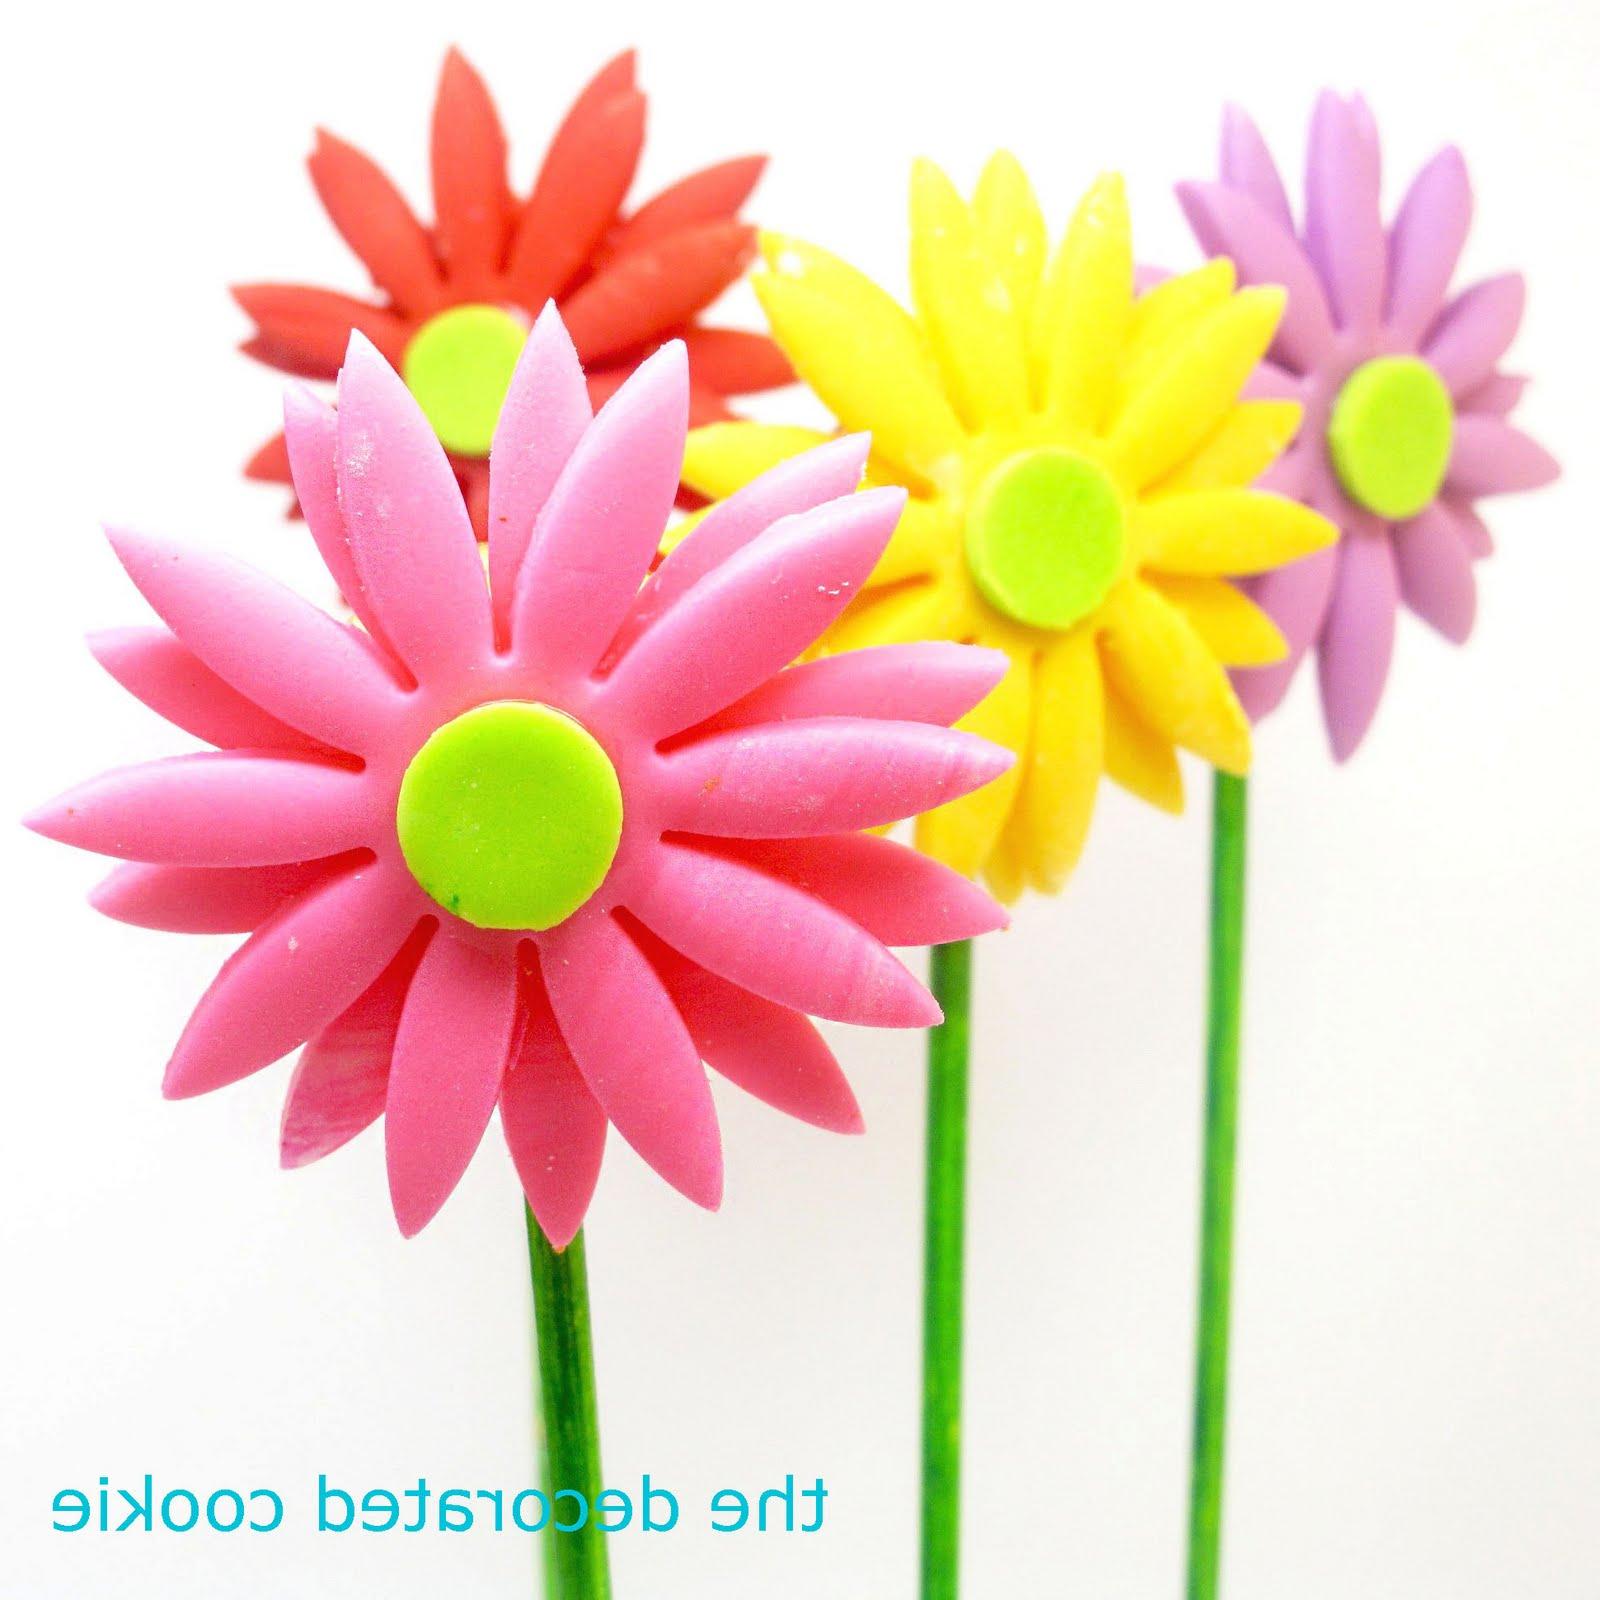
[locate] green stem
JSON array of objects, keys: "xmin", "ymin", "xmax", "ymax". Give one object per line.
[
  {"xmin": 525, "ymin": 1215, "xmax": 611, "ymax": 1600},
  {"xmin": 1186, "ymin": 771, "xmax": 1248, "ymax": 1600},
  {"xmin": 920, "ymin": 938, "xmax": 972, "ymax": 1600}
]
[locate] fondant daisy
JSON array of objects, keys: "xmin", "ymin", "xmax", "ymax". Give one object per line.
[
  {"xmin": 28, "ymin": 311, "xmax": 1010, "ymax": 1242},
  {"xmin": 681, "ymin": 160, "xmax": 1334, "ymax": 899},
  {"xmin": 235, "ymin": 48, "xmax": 789, "ymax": 533},
  {"xmin": 1179, "ymin": 93, "xmax": 1560, "ymax": 757}
]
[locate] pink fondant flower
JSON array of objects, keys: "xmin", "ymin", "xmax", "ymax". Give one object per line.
[
  {"xmin": 1179, "ymin": 93, "xmax": 1559, "ymax": 758},
  {"xmin": 28, "ymin": 310, "xmax": 1010, "ymax": 1242}
]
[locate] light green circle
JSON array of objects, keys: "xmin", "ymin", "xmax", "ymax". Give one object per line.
[
  {"xmin": 396, "ymin": 702, "xmax": 623, "ymax": 932},
  {"xmin": 965, "ymin": 448, "xmax": 1126, "ymax": 631},
  {"xmin": 1327, "ymin": 355, "xmax": 1454, "ymax": 520},
  {"xmin": 400, "ymin": 304, "xmax": 529, "ymax": 458}
]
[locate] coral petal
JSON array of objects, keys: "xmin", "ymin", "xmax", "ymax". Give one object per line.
[
  {"xmin": 711, "ymin": 834, "xmax": 1006, "ymax": 945},
  {"xmin": 705, "ymin": 642, "xmax": 1008, "ymax": 734},
  {"xmin": 487, "ymin": 305, "xmax": 593, "ymax": 642},
  {"xmin": 89, "ymin": 627, "xmax": 323, "ymax": 754},
  {"xmin": 27, "ymin": 754, "xmax": 368, "ymax": 866},
  {"xmin": 541, "ymin": 911, "xmax": 723, "ymax": 1210},
  {"xmin": 606, "ymin": 487, "xmax": 904, "ymax": 736},
  {"xmin": 605, "ymin": 156, "xmax": 766, "ymax": 258},
  {"xmin": 281, "ymin": 928, "xmax": 430, "ymax": 1168},
  {"xmin": 666, "ymin": 720, "xmax": 1013, "ymax": 838},
  {"xmin": 92, "ymin": 860, "xmax": 346, "ymax": 933},
  {"xmin": 106, "ymin": 529, "xmax": 400, "ymax": 753},
  {"xmin": 385, "ymin": 932, "xmax": 518, "ymax": 1236},
  {"xmin": 500, "ymin": 964, "xmax": 607, "ymax": 1250},
  {"xmin": 429, "ymin": 48, "xmax": 512, "ymax": 294},
  {"xmin": 510, "ymin": 342, "xmax": 687, "ymax": 674},
  {"xmin": 336, "ymin": 334, "xmax": 491, "ymax": 682},
  {"xmin": 164, "ymin": 862, "xmax": 419, "ymax": 1099},
  {"xmin": 632, "ymin": 843, "xmax": 939, "ymax": 1027}
]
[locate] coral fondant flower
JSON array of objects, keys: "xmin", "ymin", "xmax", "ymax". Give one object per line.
[
  {"xmin": 1179, "ymin": 93, "xmax": 1559, "ymax": 757},
  {"xmin": 681, "ymin": 160, "xmax": 1333, "ymax": 899},
  {"xmin": 235, "ymin": 48, "xmax": 789, "ymax": 533},
  {"xmin": 28, "ymin": 312, "xmax": 1010, "ymax": 1242}
]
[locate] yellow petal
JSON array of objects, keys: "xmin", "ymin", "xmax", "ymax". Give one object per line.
[
  {"xmin": 915, "ymin": 652, "xmax": 1031, "ymax": 878},
  {"xmin": 1036, "ymin": 173, "xmax": 1134, "ymax": 431},
  {"xmin": 983, "ymin": 811, "xmax": 1031, "ymax": 904},
  {"xmin": 756, "ymin": 233, "xmax": 965, "ymax": 484},
  {"xmin": 909, "ymin": 159, "xmax": 1031, "ymax": 431},
  {"xmin": 1126, "ymin": 260, "xmax": 1236, "ymax": 369},
  {"xmin": 1009, "ymin": 628, "xmax": 1104, "ymax": 894},
  {"xmin": 1135, "ymin": 488, "xmax": 1335, "ymax": 575},
  {"xmin": 1106, "ymin": 285, "xmax": 1286, "ymax": 489},
  {"xmin": 870, "ymin": 495, "xmax": 957, "ymax": 589},
  {"xmin": 680, "ymin": 422, "xmax": 828, "ymax": 502},
  {"xmin": 1102, "ymin": 681, "xmax": 1185, "ymax": 813},
  {"xmin": 1147, "ymin": 575, "xmax": 1286, "ymax": 667},
  {"xmin": 1099, "ymin": 580, "xmax": 1251, "ymax": 774},
  {"xmin": 973, "ymin": 151, "xmax": 1048, "ymax": 335},
  {"xmin": 824, "ymin": 577, "xmax": 965, "ymax": 655},
  {"xmin": 1157, "ymin": 400, "xmax": 1302, "ymax": 493}
]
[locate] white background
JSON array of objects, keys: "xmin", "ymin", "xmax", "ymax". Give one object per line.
[{"xmin": 2, "ymin": 0, "xmax": 1596, "ymax": 1594}]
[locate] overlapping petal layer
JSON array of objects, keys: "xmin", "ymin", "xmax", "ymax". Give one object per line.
[
  {"xmin": 31, "ymin": 313, "xmax": 1010, "ymax": 1239},
  {"xmin": 1184, "ymin": 94, "xmax": 1558, "ymax": 758},
  {"xmin": 681, "ymin": 159, "xmax": 1334, "ymax": 897}
]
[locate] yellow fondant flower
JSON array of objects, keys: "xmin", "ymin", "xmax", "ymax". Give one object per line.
[{"xmin": 681, "ymin": 159, "xmax": 1336, "ymax": 899}]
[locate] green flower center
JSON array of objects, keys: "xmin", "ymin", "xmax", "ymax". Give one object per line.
[
  {"xmin": 401, "ymin": 304, "xmax": 529, "ymax": 459},
  {"xmin": 396, "ymin": 702, "xmax": 623, "ymax": 932},
  {"xmin": 1327, "ymin": 355, "xmax": 1454, "ymax": 520},
  {"xmin": 964, "ymin": 448, "xmax": 1125, "ymax": 631}
]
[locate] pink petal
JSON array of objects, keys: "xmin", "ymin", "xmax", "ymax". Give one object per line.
[
  {"xmin": 665, "ymin": 720, "xmax": 1013, "ymax": 838},
  {"xmin": 1233, "ymin": 543, "xmax": 1340, "ymax": 723},
  {"xmin": 1463, "ymin": 372, "xmax": 1528, "ymax": 416},
  {"xmin": 1318, "ymin": 529, "xmax": 1398, "ymax": 761},
  {"xmin": 541, "ymin": 910, "xmax": 723, "ymax": 1210},
  {"xmin": 26, "ymin": 754, "xmax": 369, "ymax": 866},
  {"xmin": 1177, "ymin": 181, "xmax": 1334, "ymax": 371},
  {"xmin": 509, "ymin": 343, "xmax": 687, "ymax": 676},
  {"xmin": 1447, "ymin": 497, "xmax": 1494, "ymax": 559},
  {"xmin": 1385, "ymin": 147, "xmax": 1472, "ymax": 339},
  {"xmin": 629, "ymin": 841, "xmax": 939, "ymax": 1027},
  {"xmin": 88, "ymin": 627, "xmax": 324, "ymax": 754},
  {"xmin": 626, "ymin": 435, "xmax": 872, "ymax": 646},
  {"xmin": 163, "ymin": 861, "xmax": 420, "ymax": 1098},
  {"xmin": 1393, "ymin": 504, "xmax": 1477, "ymax": 644},
  {"xmin": 1304, "ymin": 91, "xmax": 1386, "ymax": 330},
  {"xmin": 640, "ymin": 932, "xmax": 862, "ymax": 1133},
  {"xmin": 335, "ymin": 333, "xmax": 491, "ymax": 684},
  {"xmin": 284, "ymin": 385, "xmax": 397, "ymax": 660},
  {"xmin": 91, "ymin": 859, "xmax": 349, "ymax": 933},
  {"xmin": 1446, "ymin": 415, "xmax": 1560, "ymax": 497},
  {"xmin": 1220, "ymin": 104, "xmax": 1295, "ymax": 230},
  {"xmin": 704, "ymin": 642, "xmax": 1008, "ymax": 734},
  {"xmin": 709, "ymin": 834, "xmax": 1007, "ymax": 945},
  {"xmin": 487, "ymin": 305, "xmax": 593, "ymax": 645},
  {"xmin": 605, "ymin": 488, "xmax": 904, "ymax": 737},
  {"xmin": 499, "ymin": 960, "xmax": 606, "ymax": 1250},
  {"xmin": 281, "ymin": 927, "xmax": 431, "ymax": 1168},
  {"xmin": 385, "ymin": 932, "xmax": 519, "ymax": 1237},
  {"xmin": 107, "ymin": 529, "xmax": 401, "ymax": 755},
  {"xmin": 1424, "ymin": 275, "xmax": 1526, "ymax": 397}
]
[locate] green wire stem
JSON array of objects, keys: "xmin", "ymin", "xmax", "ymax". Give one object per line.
[
  {"xmin": 921, "ymin": 937, "xmax": 973, "ymax": 1600},
  {"xmin": 1186, "ymin": 770, "xmax": 1248, "ymax": 1600},
  {"xmin": 525, "ymin": 1215, "xmax": 611, "ymax": 1600}
]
